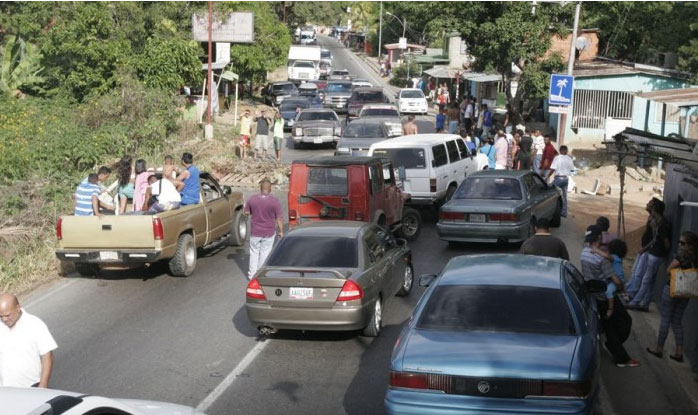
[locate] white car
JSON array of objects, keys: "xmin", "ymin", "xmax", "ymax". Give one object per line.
[
  {"xmin": 397, "ymin": 88, "xmax": 428, "ymax": 115},
  {"xmin": 1, "ymin": 387, "xmax": 206, "ymax": 415},
  {"xmin": 352, "ymin": 79, "xmax": 373, "ymax": 89}
]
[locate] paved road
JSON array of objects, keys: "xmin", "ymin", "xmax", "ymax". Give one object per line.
[{"xmin": 23, "ymin": 36, "xmax": 698, "ymax": 415}]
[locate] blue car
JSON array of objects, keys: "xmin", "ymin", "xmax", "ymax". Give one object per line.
[
  {"xmin": 279, "ymin": 98, "xmax": 311, "ymax": 131},
  {"xmin": 385, "ymin": 254, "xmax": 605, "ymax": 415}
]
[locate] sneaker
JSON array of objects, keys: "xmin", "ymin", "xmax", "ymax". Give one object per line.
[{"xmin": 616, "ymin": 359, "xmax": 640, "ymax": 368}]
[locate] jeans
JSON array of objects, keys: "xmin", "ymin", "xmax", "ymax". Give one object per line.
[
  {"xmin": 533, "ymin": 154, "xmax": 542, "ymax": 174},
  {"xmin": 481, "ymin": 126, "xmax": 491, "ymax": 141},
  {"xmin": 149, "ymin": 201, "xmax": 180, "ymax": 212},
  {"xmin": 626, "ymin": 252, "xmax": 648, "ymax": 297},
  {"xmin": 249, "ymin": 235, "xmax": 275, "ymax": 279},
  {"xmin": 552, "ymin": 176, "xmax": 569, "ymax": 217},
  {"xmin": 657, "ymin": 285, "xmax": 690, "ymax": 347},
  {"xmin": 629, "ymin": 253, "xmax": 664, "ymax": 308}
]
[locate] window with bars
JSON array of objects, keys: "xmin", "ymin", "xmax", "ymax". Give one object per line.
[{"xmin": 571, "ymin": 89, "xmax": 634, "ymax": 129}]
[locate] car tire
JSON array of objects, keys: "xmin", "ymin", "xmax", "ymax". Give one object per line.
[
  {"xmin": 445, "ymin": 184, "xmax": 457, "ymax": 202},
  {"xmin": 396, "ymin": 207, "xmax": 421, "ymax": 241},
  {"xmin": 550, "ymin": 200, "xmax": 562, "ymax": 228},
  {"xmin": 74, "ymin": 263, "xmax": 98, "ymax": 277},
  {"xmin": 169, "ymin": 233, "xmax": 196, "ymax": 277},
  {"xmin": 397, "ymin": 264, "xmax": 414, "ymax": 297},
  {"xmin": 293, "ymin": 141, "xmax": 303, "ymax": 149},
  {"xmin": 362, "ymin": 296, "xmax": 382, "ymax": 337},
  {"xmin": 228, "ymin": 209, "xmax": 248, "ymax": 246}
]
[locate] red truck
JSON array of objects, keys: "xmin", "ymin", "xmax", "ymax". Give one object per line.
[{"xmin": 288, "ymin": 156, "xmax": 421, "ymax": 240}]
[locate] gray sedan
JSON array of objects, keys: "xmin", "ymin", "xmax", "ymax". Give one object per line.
[
  {"xmin": 436, "ymin": 170, "xmax": 562, "ymax": 244},
  {"xmin": 245, "ymin": 221, "xmax": 413, "ymax": 337},
  {"xmin": 292, "ymin": 108, "xmax": 343, "ymax": 148},
  {"xmin": 335, "ymin": 118, "xmax": 398, "ymax": 156}
]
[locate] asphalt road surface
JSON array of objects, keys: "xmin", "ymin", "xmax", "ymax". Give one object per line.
[{"xmin": 22, "ymin": 36, "xmax": 697, "ymax": 415}]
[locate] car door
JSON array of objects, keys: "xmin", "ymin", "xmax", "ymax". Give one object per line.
[
  {"xmin": 431, "ymin": 144, "xmax": 449, "ymax": 197},
  {"xmin": 201, "ymin": 177, "xmax": 232, "ymax": 243},
  {"xmin": 374, "ymin": 226, "xmax": 404, "ymax": 298},
  {"xmin": 363, "ymin": 227, "xmax": 392, "ymax": 300},
  {"xmin": 531, "ymin": 173, "xmax": 556, "ymax": 218},
  {"xmin": 368, "ymin": 162, "xmax": 387, "ymax": 223},
  {"xmin": 445, "ymin": 139, "xmax": 466, "ymax": 184},
  {"xmin": 523, "ymin": 173, "xmax": 544, "ymax": 221},
  {"xmin": 456, "ymin": 138, "xmax": 477, "ymax": 177}
]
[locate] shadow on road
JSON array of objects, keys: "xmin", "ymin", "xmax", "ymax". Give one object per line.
[{"xmin": 232, "ymin": 305, "xmax": 260, "ymax": 338}]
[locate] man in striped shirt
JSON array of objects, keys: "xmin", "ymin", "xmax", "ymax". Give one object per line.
[{"xmin": 73, "ymin": 167, "xmax": 111, "ymax": 216}]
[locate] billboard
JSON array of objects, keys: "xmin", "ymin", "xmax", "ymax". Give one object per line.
[{"xmin": 192, "ymin": 12, "xmax": 254, "ymax": 43}]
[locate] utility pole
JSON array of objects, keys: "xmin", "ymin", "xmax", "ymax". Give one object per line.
[
  {"xmin": 205, "ymin": 0, "xmax": 213, "ymax": 139},
  {"xmin": 377, "ymin": 1, "xmax": 382, "ymax": 63},
  {"xmin": 557, "ymin": 1, "xmax": 581, "ymax": 147}
]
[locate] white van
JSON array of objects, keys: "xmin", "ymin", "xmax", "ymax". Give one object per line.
[{"xmin": 368, "ymin": 134, "xmax": 489, "ymax": 205}]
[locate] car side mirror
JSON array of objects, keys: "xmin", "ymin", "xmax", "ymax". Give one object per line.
[
  {"xmin": 223, "ymin": 185, "xmax": 232, "ymax": 196},
  {"xmin": 585, "ymin": 279, "xmax": 606, "ymax": 294},
  {"xmin": 419, "ymin": 274, "xmax": 437, "ymax": 287},
  {"xmin": 396, "ymin": 238, "xmax": 407, "ymax": 247}
]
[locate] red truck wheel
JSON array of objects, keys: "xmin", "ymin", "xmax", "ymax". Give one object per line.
[{"xmin": 396, "ymin": 207, "xmax": 421, "ymax": 241}]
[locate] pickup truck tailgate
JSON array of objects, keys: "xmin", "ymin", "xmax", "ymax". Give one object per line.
[{"xmin": 59, "ymin": 215, "xmax": 157, "ymax": 249}]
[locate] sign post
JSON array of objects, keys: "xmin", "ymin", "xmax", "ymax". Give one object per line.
[{"xmin": 549, "ymin": 73, "xmax": 574, "ymax": 146}]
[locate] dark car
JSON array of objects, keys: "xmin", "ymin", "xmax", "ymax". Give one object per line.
[
  {"xmin": 297, "ymin": 83, "xmax": 324, "ymax": 108},
  {"xmin": 322, "ymin": 80, "xmax": 354, "ymax": 113},
  {"xmin": 347, "ymin": 88, "xmax": 390, "ymax": 119},
  {"xmin": 279, "ymin": 97, "xmax": 311, "ymax": 131},
  {"xmin": 245, "ymin": 221, "xmax": 414, "ymax": 337},
  {"xmin": 335, "ymin": 119, "xmax": 397, "ymax": 156},
  {"xmin": 262, "ymin": 82, "xmax": 299, "ymax": 106}
]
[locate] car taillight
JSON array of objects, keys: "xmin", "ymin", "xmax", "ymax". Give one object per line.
[
  {"xmin": 542, "ymin": 380, "xmax": 591, "ymax": 398},
  {"xmin": 439, "ymin": 211, "xmax": 465, "ymax": 221},
  {"xmin": 389, "ymin": 371, "xmax": 428, "ymax": 390},
  {"xmin": 152, "ymin": 217, "xmax": 164, "ymax": 240},
  {"xmin": 289, "ymin": 209, "xmax": 297, "ymax": 221},
  {"xmin": 355, "ymin": 212, "xmax": 363, "ymax": 221},
  {"xmin": 430, "ymin": 178, "xmax": 437, "ymax": 192},
  {"xmin": 489, "ymin": 213, "xmax": 520, "ymax": 222},
  {"xmin": 336, "ymin": 280, "xmax": 363, "ymax": 301},
  {"xmin": 56, "ymin": 218, "xmax": 63, "ymax": 240},
  {"xmin": 246, "ymin": 278, "xmax": 267, "ymax": 300}
]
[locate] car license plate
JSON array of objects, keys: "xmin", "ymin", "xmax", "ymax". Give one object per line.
[
  {"xmin": 469, "ymin": 214, "xmax": 486, "ymax": 222},
  {"xmin": 290, "ymin": 287, "xmax": 313, "ymax": 300},
  {"xmin": 313, "ymin": 138, "xmax": 323, "ymax": 144},
  {"xmin": 100, "ymin": 251, "xmax": 118, "ymax": 261}
]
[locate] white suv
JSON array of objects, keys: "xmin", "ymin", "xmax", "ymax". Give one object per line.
[{"xmin": 397, "ymin": 88, "xmax": 428, "ymax": 115}]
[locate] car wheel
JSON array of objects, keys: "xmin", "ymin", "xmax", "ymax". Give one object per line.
[
  {"xmin": 362, "ymin": 296, "xmax": 382, "ymax": 337},
  {"xmin": 445, "ymin": 184, "xmax": 457, "ymax": 202},
  {"xmin": 228, "ymin": 209, "xmax": 249, "ymax": 246},
  {"xmin": 74, "ymin": 263, "xmax": 98, "ymax": 277},
  {"xmin": 397, "ymin": 264, "xmax": 414, "ymax": 297},
  {"xmin": 550, "ymin": 200, "xmax": 562, "ymax": 228},
  {"xmin": 169, "ymin": 233, "xmax": 196, "ymax": 277},
  {"xmin": 293, "ymin": 141, "xmax": 303, "ymax": 149},
  {"xmin": 396, "ymin": 207, "xmax": 421, "ymax": 241}
]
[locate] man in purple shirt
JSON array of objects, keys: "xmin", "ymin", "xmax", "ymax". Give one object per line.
[{"xmin": 244, "ymin": 179, "xmax": 284, "ymax": 279}]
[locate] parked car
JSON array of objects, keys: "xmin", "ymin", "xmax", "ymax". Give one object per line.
[
  {"xmin": 358, "ymin": 104, "xmax": 403, "ymax": 136},
  {"xmin": 291, "ymin": 108, "xmax": 343, "ymax": 148},
  {"xmin": 336, "ymin": 119, "xmax": 398, "ymax": 156},
  {"xmin": 56, "ymin": 173, "xmax": 248, "ymax": 277},
  {"xmin": 352, "ymin": 79, "xmax": 373, "ymax": 89},
  {"xmin": 279, "ymin": 97, "xmax": 311, "ymax": 131},
  {"xmin": 297, "ymin": 83, "xmax": 324, "ymax": 108},
  {"xmin": 347, "ymin": 88, "xmax": 390, "ymax": 119},
  {"xmin": 2, "ymin": 386, "xmax": 207, "ymax": 415},
  {"xmin": 369, "ymin": 134, "xmax": 489, "ymax": 206},
  {"xmin": 397, "ymin": 88, "xmax": 428, "ymax": 115},
  {"xmin": 322, "ymin": 80, "xmax": 354, "ymax": 113},
  {"xmin": 245, "ymin": 221, "xmax": 414, "ymax": 337},
  {"xmin": 385, "ymin": 254, "xmax": 604, "ymax": 415},
  {"xmin": 436, "ymin": 170, "xmax": 563, "ymax": 245},
  {"xmin": 288, "ymin": 156, "xmax": 421, "ymax": 240},
  {"xmin": 262, "ymin": 81, "xmax": 298, "ymax": 106}
]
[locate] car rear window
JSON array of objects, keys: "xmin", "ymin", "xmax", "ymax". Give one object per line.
[
  {"xmin": 417, "ymin": 285, "xmax": 576, "ymax": 335},
  {"xmin": 307, "ymin": 167, "xmax": 348, "ymax": 196},
  {"xmin": 343, "ymin": 123, "xmax": 385, "ymax": 139},
  {"xmin": 401, "ymin": 90, "xmax": 424, "ymax": 99},
  {"xmin": 333, "ymin": 70, "xmax": 350, "ymax": 75},
  {"xmin": 326, "ymin": 83, "xmax": 352, "ymax": 92},
  {"xmin": 273, "ymin": 83, "xmax": 296, "ymax": 92},
  {"xmin": 266, "ymin": 236, "xmax": 358, "ymax": 268},
  {"xmin": 455, "ymin": 177, "xmax": 522, "ymax": 200},
  {"xmin": 280, "ymin": 100, "xmax": 310, "ymax": 111},
  {"xmin": 372, "ymin": 148, "xmax": 426, "ymax": 169},
  {"xmin": 298, "ymin": 111, "xmax": 338, "ymax": 122},
  {"xmin": 352, "ymin": 91, "xmax": 384, "ymax": 102},
  {"xmin": 361, "ymin": 108, "xmax": 399, "ymax": 117}
]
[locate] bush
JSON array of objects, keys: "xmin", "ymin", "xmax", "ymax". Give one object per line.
[{"xmin": 389, "ymin": 61, "xmax": 422, "ymax": 87}]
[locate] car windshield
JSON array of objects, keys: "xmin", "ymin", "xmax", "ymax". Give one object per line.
[
  {"xmin": 298, "ymin": 111, "xmax": 337, "ymax": 121},
  {"xmin": 401, "ymin": 90, "xmax": 424, "ymax": 99},
  {"xmin": 343, "ymin": 123, "xmax": 385, "ymax": 139},
  {"xmin": 417, "ymin": 285, "xmax": 576, "ymax": 335},
  {"xmin": 272, "ymin": 83, "xmax": 296, "ymax": 92},
  {"xmin": 321, "ymin": 51, "xmax": 332, "ymax": 59},
  {"xmin": 455, "ymin": 177, "xmax": 522, "ymax": 200},
  {"xmin": 266, "ymin": 236, "xmax": 358, "ymax": 268},
  {"xmin": 326, "ymin": 83, "xmax": 352, "ymax": 92},
  {"xmin": 280, "ymin": 100, "xmax": 309, "ymax": 111},
  {"xmin": 371, "ymin": 148, "xmax": 426, "ymax": 170},
  {"xmin": 361, "ymin": 108, "xmax": 399, "ymax": 117},
  {"xmin": 352, "ymin": 91, "xmax": 384, "ymax": 102},
  {"xmin": 307, "ymin": 167, "xmax": 347, "ymax": 196},
  {"xmin": 294, "ymin": 61, "xmax": 315, "ymax": 68}
]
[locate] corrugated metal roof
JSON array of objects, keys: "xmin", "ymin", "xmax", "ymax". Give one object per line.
[
  {"xmin": 424, "ymin": 66, "xmax": 461, "ymax": 79},
  {"xmin": 636, "ymin": 88, "xmax": 698, "ymax": 107},
  {"xmin": 461, "ymin": 72, "xmax": 501, "ymax": 82},
  {"xmin": 616, "ymin": 128, "xmax": 698, "ymax": 173}
]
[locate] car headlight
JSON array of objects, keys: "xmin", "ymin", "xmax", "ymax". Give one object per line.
[
  {"xmin": 334, "ymin": 127, "xmax": 342, "ymax": 136},
  {"xmin": 294, "ymin": 127, "xmax": 303, "ymax": 136}
]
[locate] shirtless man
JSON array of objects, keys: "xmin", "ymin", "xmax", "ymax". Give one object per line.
[{"xmin": 403, "ymin": 115, "xmax": 418, "ymax": 135}]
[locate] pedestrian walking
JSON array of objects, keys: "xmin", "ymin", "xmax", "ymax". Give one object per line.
[
  {"xmin": 435, "ymin": 109, "xmax": 446, "ymax": 133},
  {"xmin": 532, "ymin": 130, "xmax": 545, "ymax": 175},
  {"xmin": 0, "ymin": 293, "xmax": 57, "ymax": 387},
  {"xmin": 244, "ymin": 179, "xmax": 284, "ymax": 280},
  {"xmin": 403, "ymin": 115, "xmax": 418, "ymax": 135},
  {"xmin": 580, "ymin": 225, "xmax": 639, "ymax": 368},
  {"xmin": 447, "ymin": 106, "xmax": 460, "ymax": 134},
  {"xmin": 647, "ymin": 231, "xmax": 698, "ymax": 363},
  {"xmin": 548, "ymin": 145, "xmax": 574, "ymax": 217},
  {"xmin": 254, "ymin": 110, "xmax": 272, "ymax": 160},
  {"xmin": 503, "ymin": 104, "xmax": 514, "ymax": 134},
  {"xmin": 515, "ymin": 130, "xmax": 533, "ymax": 171},
  {"xmin": 239, "ymin": 109, "xmax": 252, "ymax": 159},
  {"xmin": 519, "ymin": 218, "xmax": 569, "ymax": 260},
  {"xmin": 272, "ymin": 111, "xmax": 284, "ymax": 162},
  {"xmin": 481, "ymin": 104, "xmax": 493, "ymax": 142},
  {"xmin": 493, "ymin": 131, "xmax": 509, "ymax": 170},
  {"xmin": 540, "ymin": 135, "xmax": 558, "ymax": 179},
  {"xmin": 463, "ymin": 99, "xmax": 474, "ymax": 133}
]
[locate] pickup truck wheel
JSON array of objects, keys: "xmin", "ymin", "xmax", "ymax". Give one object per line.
[
  {"xmin": 228, "ymin": 210, "xmax": 248, "ymax": 246},
  {"xmin": 396, "ymin": 207, "xmax": 421, "ymax": 241},
  {"xmin": 169, "ymin": 233, "xmax": 196, "ymax": 277},
  {"xmin": 362, "ymin": 297, "xmax": 382, "ymax": 337},
  {"xmin": 397, "ymin": 264, "xmax": 414, "ymax": 297}
]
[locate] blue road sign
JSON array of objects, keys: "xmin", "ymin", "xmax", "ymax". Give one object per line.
[{"xmin": 549, "ymin": 74, "xmax": 574, "ymax": 106}]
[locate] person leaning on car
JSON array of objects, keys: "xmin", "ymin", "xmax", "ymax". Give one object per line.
[{"xmin": 519, "ymin": 218, "xmax": 569, "ymax": 260}]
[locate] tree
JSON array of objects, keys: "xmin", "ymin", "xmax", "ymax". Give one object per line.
[
  {"xmin": 279, "ymin": 2, "xmax": 348, "ymax": 27},
  {"xmin": 0, "ymin": 35, "xmax": 45, "ymax": 97},
  {"xmin": 678, "ymin": 22, "xmax": 698, "ymax": 84}
]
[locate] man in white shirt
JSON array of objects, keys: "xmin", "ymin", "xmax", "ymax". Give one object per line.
[
  {"xmin": 532, "ymin": 129, "xmax": 545, "ymax": 175},
  {"xmin": 146, "ymin": 174, "xmax": 182, "ymax": 212},
  {"xmin": 548, "ymin": 145, "xmax": 575, "ymax": 218},
  {"xmin": 0, "ymin": 293, "xmax": 57, "ymax": 388}
]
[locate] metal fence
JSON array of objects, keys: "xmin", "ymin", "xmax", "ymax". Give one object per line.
[{"xmin": 571, "ymin": 89, "xmax": 634, "ymax": 129}]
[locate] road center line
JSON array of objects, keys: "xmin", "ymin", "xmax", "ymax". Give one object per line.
[{"xmin": 195, "ymin": 339, "xmax": 268, "ymax": 412}]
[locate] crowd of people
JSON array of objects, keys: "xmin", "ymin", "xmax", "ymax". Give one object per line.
[
  {"xmin": 72, "ymin": 152, "xmax": 202, "ymax": 216},
  {"xmin": 238, "ymin": 109, "xmax": 285, "ymax": 161}
]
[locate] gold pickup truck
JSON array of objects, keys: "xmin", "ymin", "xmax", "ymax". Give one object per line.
[{"xmin": 56, "ymin": 173, "xmax": 248, "ymax": 277}]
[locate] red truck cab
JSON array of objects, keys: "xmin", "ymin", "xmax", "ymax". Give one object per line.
[{"xmin": 288, "ymin": 156, "xmax": 421, "ymax": 240}]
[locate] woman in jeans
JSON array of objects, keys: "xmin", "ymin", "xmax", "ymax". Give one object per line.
[{"xmin": 646, "ymin": 231, "xmax": 698, "ymax": 362}]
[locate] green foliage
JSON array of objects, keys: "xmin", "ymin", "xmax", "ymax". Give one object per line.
[
  {"xmin": 281, "ymin": 2, "xmax": 348, "ymax": 27},
  {"xmin": 135, "ymin": 31, "xmax": 203, "ymax": 91},
  {"xmin": 0, "ymin": 35, "xmax": 45, "ymax": 97},
  {"xmin": 678, "ymin": 24, "xmax": 698, "ymax": 84},
  {"xmin": 389, "ymin": 61, "xmax": 422, "ymax": 87}
]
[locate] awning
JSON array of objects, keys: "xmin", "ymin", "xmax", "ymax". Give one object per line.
[
  {"xmin": 613, "ymin": 127, "xmax": 698, "ymax": 173},
  {"xmin": 461, "ymin": 72, "xmax": 501, "ymax": 83},
  {"xmin": 636, "ymin": 88, "xmax": 698, "ymax": 108},
  {"xmin": 424, "ymin": 66, "xmax": 461, "ymax": 79}
]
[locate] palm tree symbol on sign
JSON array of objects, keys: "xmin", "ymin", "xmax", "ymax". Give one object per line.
[{"xmin": 555, "ymin": 78, "xmax": 568, "ymax": 98}]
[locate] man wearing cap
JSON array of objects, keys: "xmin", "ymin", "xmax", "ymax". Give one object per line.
[
  {"xmin": 581, "ymin": 225, "xmax": 639, "ymax": 368},
  {"xmin": 244, "ymin": 179, "xmax": 283, "ymax": 280}
]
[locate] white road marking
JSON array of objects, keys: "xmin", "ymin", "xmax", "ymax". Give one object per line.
[
  {"xmin": 24, "ymin": 279, "xmax": 78, "ymax": 309},
  {"xmin": 195, "ymin": 339, "xmax": 268, "ymax": 412}
]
